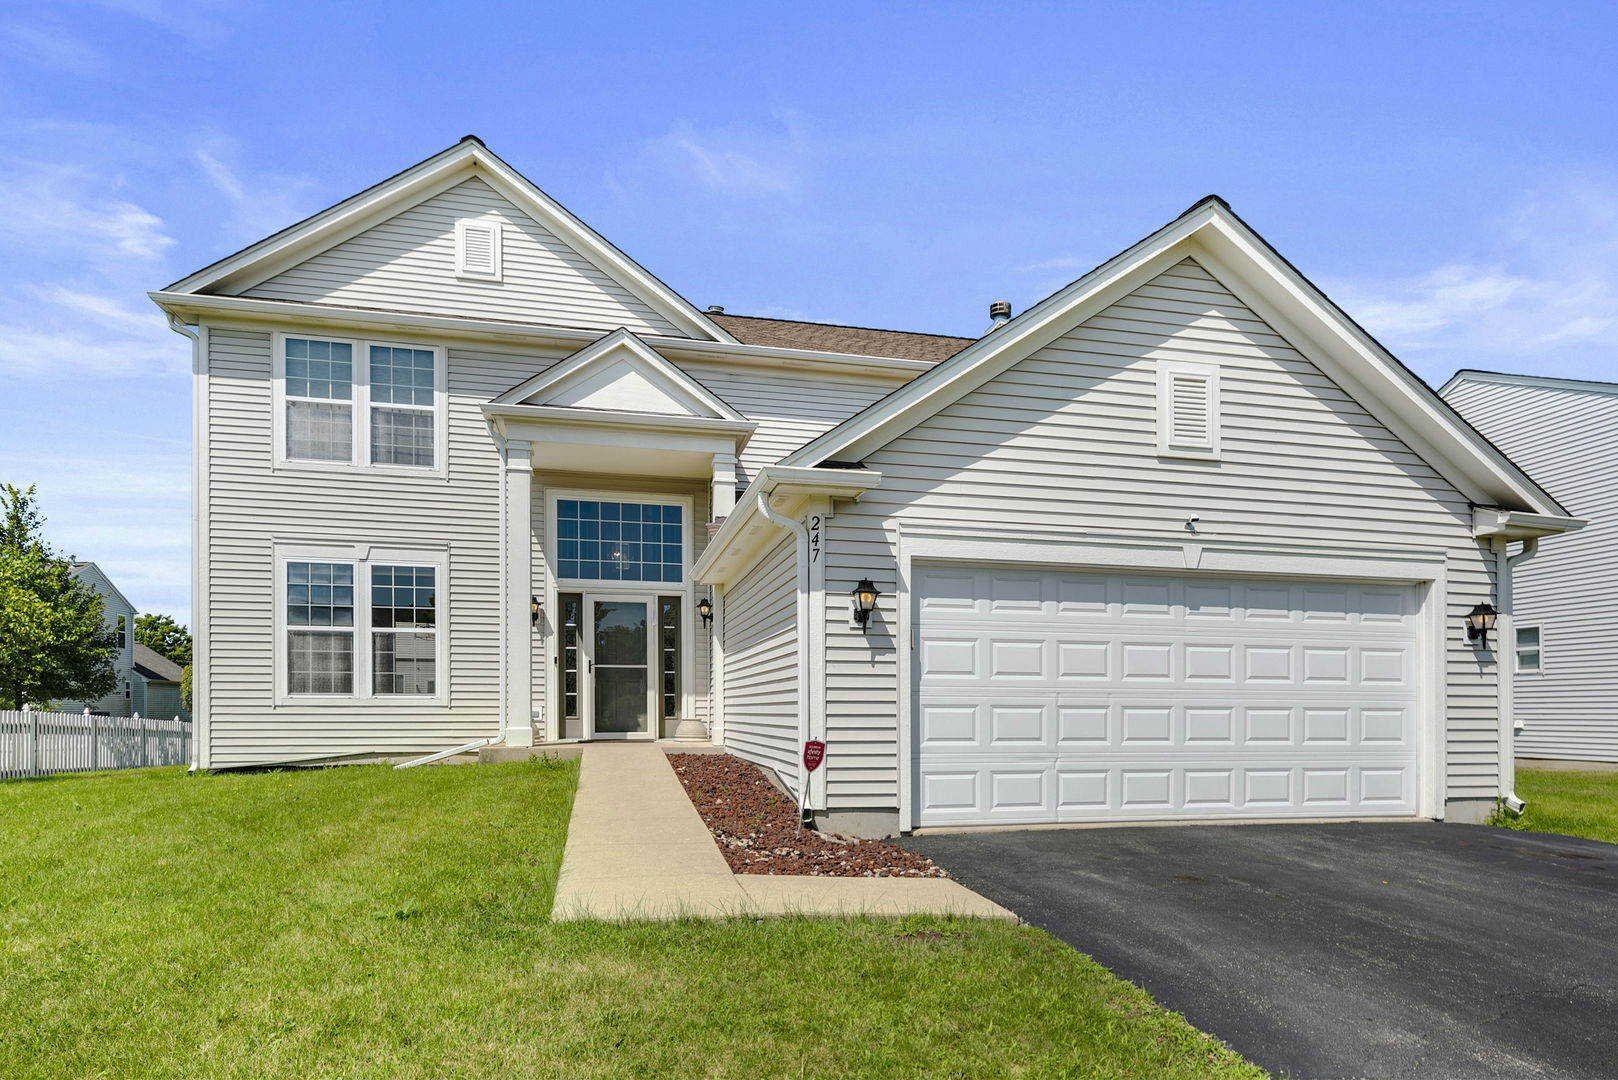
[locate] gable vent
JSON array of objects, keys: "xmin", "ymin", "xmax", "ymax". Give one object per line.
[
  {"xmin": 456, "ymin": 220, "xmax": 502, "ymax": 280},
  {"xmin": 1158, "ymin": 361, "xmax": 1219, "ymax": 459}
]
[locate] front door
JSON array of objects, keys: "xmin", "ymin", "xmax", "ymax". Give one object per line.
[{"xmin": 589, "ymin": 596, "xmax": 655, "ymax": 738}]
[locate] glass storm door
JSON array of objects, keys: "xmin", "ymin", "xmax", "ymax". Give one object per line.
[{"xmin": 589, "ymin": 597, "xmax": 653, "ymax": 738}]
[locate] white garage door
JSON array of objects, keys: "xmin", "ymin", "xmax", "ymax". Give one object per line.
[{"xmin": 915, "ymin": 565, "xmax": 1422, "ymax": 827}]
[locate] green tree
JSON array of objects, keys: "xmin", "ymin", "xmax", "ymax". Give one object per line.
[
  {"xmin": 136, "ymin": 613, "xmax": 192, "ymax": 667},
  {"xmin": 0, "ymin": 485, "xmax": 118, "ymax": 710},
  {"xmin": 181, "ymin": 664, "xmax": 192, "ymax": 710}
]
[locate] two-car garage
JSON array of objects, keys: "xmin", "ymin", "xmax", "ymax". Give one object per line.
[{"xmin": 913, "ymin": 565, "xmax": 1424, "ymax": 828}]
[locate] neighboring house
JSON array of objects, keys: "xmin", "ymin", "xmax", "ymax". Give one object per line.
[
  {"xmin": 56, "ymin": 562, "xmax": 137, "ymax": 716},
  {"xmin": 1442, "ymin": 370, "xmax": 1617, "ymax": 763},
  {"xmin": 133, "ymin": 643, "xmax": 191, "ymax": 723},
  {"xmin": 151, "ymin": 137, "xmax": 1579, "ymax": 832}
]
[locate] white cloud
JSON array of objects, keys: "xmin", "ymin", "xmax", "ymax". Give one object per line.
[
  {"xmin": 193, "ymin": 136, "xmax": 319, "ymax": 242},
  {"xmin": 642, "ymin": 116, "xmax": 814, "ymax": 199},
  {"xmin": 1330, "ymin": 177, "xmax": 1618, "ymax": 383},
  {"xmin": 0, "ymin": 164, "xmax": 174, "ymax": 263}
]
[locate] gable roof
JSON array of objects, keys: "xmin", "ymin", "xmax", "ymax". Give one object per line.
[
  {"xmin": 708, "ymin": 312, "xmax": 974, "ymax": 364},
  {"xmin": 779, "ymin": 196, "xmax": 1574, "ymax": 523},
  {"xmin": 491, "ymin": 327, "xmax": 747, "ymax": 421},
  {"xmin": 1441, "ymin": 368, "xmax": 1618, "ymax": 398},
  {"xmin": 70, "ymin": 562, "xmax": 135, "ymax": 615},
  {"xmin": 133, "ymin": 643, "xmax": 184, "ymax": 683},
  {"xmin": 162, "ymin": 136, "xmax": 738, "ymax": 344}
]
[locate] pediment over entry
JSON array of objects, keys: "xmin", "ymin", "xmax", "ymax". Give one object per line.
[{"xmin": 493, "ymin": 328, "xmax": 747, "ymax": 421}]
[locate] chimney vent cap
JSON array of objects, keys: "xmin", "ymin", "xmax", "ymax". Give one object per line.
[
  {"xmin": 989, "ymin": 300, "xmax": 1013, "ymax": 320},
  {"xmin": 707, "ymin": 305, "xmax": 725, "ymax": 314}
]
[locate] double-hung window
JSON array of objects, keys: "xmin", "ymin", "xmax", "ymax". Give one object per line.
[
  {"xmin": 278, "ymin": 334, "xmax": 443, "ymax": 471},
  {"xmin": 282, "ymin": 552, "xmax": 443, "ymax": 700},
  {"xmin": 1515, "ymin": 625, "xmax": 1542, "ymax": 674}
]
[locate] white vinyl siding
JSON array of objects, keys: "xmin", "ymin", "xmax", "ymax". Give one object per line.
[
  {"xmin": 720, "ymin": 533, "xmax": 801, "ymax": 794},
  {"xmin": 824, "ymin": 257, "xmax": 1497, "ymax": 811},
  {"xmin": 1444, "ymin": 375, "xmax": 1618, "ymax": 761},
  {"xmin": 243, "ymin": 177, "xmax": 684, "ymax": 336},
  {"xmin": 200, "ymin": 326, "xmax": 550, "ymax": 766}
]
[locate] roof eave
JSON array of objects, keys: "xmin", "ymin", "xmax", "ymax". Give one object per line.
[{"xmin": 693, "ymin": 465, "xmax": 882, "ymax": 585}]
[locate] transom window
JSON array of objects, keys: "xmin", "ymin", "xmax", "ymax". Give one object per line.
[
  {"xmin": 283, "ymin": 556, "xmax": 441, "ymax": 698},
  {"xmin": 279, "ymin": 335, "xmax": 442, "ymax": 470},
  {"xmin": 556, "ymin": 500, "xmax": 684, "ymax": 582}
]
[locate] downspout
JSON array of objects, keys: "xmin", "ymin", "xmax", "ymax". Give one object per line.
[
  {"xmin": 166, "ymin": 313, "xmax": 205, "ymax": 772},
  {"xmin": 1496, "ymin": 535, "xmax": 1540, "ymax": 815},
  {"xmin": 756, "ymin": 491, "xmax": 814, "ymax": 812}
]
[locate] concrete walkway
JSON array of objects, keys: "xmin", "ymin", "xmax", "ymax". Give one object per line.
[{"xmin": 551, "ymin": 743, "xmax": 1014, "ymax": 922}]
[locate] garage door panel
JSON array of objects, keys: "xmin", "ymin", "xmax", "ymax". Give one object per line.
[
  {"xmin": 918, "ymin": 762, "xmax": 1419, "ymax": 826},
  {"xmin": 915, "ymin": 566, "xmax": 1421, "ymax": 826}
]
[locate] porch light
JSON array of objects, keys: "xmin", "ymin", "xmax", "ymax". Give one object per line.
[
  {"xmin": 530, "ymin": 595, "xmax": 541, "ymax": 626},
  {"xmin": 697, "ymin": 595, "xmax": 713, "ymax": 627},
  {"xmin": 1465, "ymin": 602, "xmax": 1498, "ymax": 648},
  {"xmin": 852, "ymin": 579, "xmax": 880, "ymax": 633}
]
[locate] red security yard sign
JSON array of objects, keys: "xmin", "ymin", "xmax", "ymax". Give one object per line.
[{"xmin": 803, "ymin": 740, "xmax": 826, "ymax": 772}]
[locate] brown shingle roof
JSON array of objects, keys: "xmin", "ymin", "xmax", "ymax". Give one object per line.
[{"xmin": 708, "ymin": 312, "xmax": 974, "ymax": 364}]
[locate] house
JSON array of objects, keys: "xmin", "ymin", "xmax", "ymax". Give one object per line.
[
  {"xmin": 1441, "ymin": 370, "xmax": 1616, "ymax": 763},
  {"xmin": 57, "ymin": 562, "xmax": 137, "ymax": 716},
  {"xmin": 150, "ymin": 137, "xmax": 1579, "ymax": 833},
  {"xmin": 133, "ymin": 643, "xmax": 191, "ymax": 723}
]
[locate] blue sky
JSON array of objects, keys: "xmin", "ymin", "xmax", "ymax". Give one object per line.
[{"xmin": 4, "ymin": 0, "xmax": 1618, "ymax": 624}]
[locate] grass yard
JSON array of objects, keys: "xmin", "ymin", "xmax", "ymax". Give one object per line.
[
  {"xmin": 1, "ymin": 761, "xmax": 1260, "ymax": 1080},
  {"xmin": 1509, "ymin": 765, "xmax": 1618, "ymax": 845}
]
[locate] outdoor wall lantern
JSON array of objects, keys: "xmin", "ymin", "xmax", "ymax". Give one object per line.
[
  {"xmin": 852, "ymin": 579, "xmax": 881, "ymax": 632},
  {"xmin": 697, "ymin": 595, "xmax": 714, "ymax": 627},
  {"xmin": 530, "ymin": 595, "xmax": 541, "ymax": 626},
  {"xmin": 1465, "ymin": 602, "xmax": 1498, "ymax": 648}
]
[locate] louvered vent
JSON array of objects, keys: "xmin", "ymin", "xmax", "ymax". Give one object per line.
[
  {"xmin": 456, "ymin": 221, "xmax": 501, "ymax": 279},
  {"xmin": 1158, "ymin": 362, "xmax": 1219, "ymax": 458}
]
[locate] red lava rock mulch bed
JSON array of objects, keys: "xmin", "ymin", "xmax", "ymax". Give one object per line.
[{"xmin": 668, "ymin": 752, "xmax": 947, "ymax": 878}]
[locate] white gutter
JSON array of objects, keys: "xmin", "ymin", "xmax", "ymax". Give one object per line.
[
  {"xmin": 394, "ymin": 737, "xmax": 498, "ymax": 770},
  {"xmin": 1496, "ymin": 536, "xmax": 1541, "ymax": 815},
  {"xmin": 754, "ymin": 491, "xmax": 814, "ymax": 814}
]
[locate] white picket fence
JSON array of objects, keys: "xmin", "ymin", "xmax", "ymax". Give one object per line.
[{"xmin": 0, "ymin": 706, "xmax": 191, "ymax": 780}]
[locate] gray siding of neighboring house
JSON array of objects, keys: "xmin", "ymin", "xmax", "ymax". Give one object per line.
[
  {"xmin": 822, "ymin": 258, "xmax": 1499, "ymax": 810},
  {"xmin": 241, "ymin": 177, "xmax": 686, "ymax": 337},
  {"xmin": 719, "ymin": 533, "xmax": 802, "ymax": 794},
  {"xmin": 58, "ymin": 564, "xmax": 136, "ymax": 717},
  {"xmin": 1444, "ymin": 375, "xmax": 1618, "ymax": 762}
]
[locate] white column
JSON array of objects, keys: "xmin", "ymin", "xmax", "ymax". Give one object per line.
[
  {"xmin": 503, "ymin": 439, "xmax": 535, "ymax": 747},
  {"xmin": 711, "ymin": 452, "xmax": 738, "ymax": 520}
]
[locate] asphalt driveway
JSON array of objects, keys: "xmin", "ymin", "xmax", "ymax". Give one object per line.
[{"xmin": 898, "ymin": 823, "xmax": 1618, "ymax": 1079}]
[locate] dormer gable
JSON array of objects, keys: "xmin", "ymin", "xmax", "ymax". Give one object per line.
[{"xmin": 493, "ymin": 328, "xmax": 747, "ymax": 421}]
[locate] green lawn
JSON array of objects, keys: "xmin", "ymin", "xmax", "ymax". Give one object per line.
[
  {"xmin": 1, "ymin": 762, "xmax": 1260, "ymax": 1080},
  {"xmin": 1509, "ymin": 765, "xmax": 1618, "ymax": 844}
]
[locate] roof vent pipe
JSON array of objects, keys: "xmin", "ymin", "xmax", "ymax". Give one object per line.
[
  {"xmin": 707, "ymin": 305, "xmax": 725, "ymax": 314},
  {"xmin": 988, "ymin": 300, "xmax": 1012, "ymax": 331}
]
